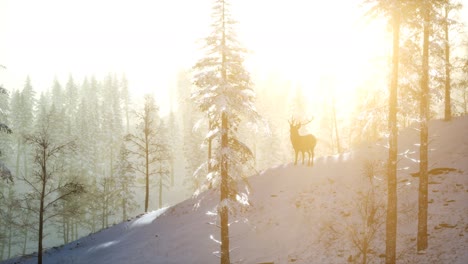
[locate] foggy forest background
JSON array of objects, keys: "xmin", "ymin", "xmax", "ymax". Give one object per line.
[{"xmin": 1, "ymin": 0, "xmax": 468, "ymax": 261}]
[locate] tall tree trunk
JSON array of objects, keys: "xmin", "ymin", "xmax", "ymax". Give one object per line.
[
  {"xmin": 159, "ymin": 166, "xmax": 163, "ymax": 209},
  {"xmin": 0, "ymin": 223, "xmax": 4, "ymax": 261},
  {"xmin": 208, "ymin": 119, "xmax": 213, "ymax": 189},
  {"xmin": 417, "ymin": 1, "xmax": 430, "ymax": 252},
  {"xmin": 122, "ymin": 196, "xmax": 127, "ymax": 221},
  {"xmin": 170, "ymin": 158, "xmax": 174, "ymax": 187},
  {"xmin": 15, "ymin": 140, "xmax": 21, "ymax": 181},
  {"xmin": 220, "ymin": 112, "xmax": 230, "ymax": 264},
  {"xmin": 219, "ymin": 2, "xmax": 230, "ymax": 262},
  {"xmin": 38, "ymin": 156, "xmax": 47, "ymax": 264},
  {"xmin": 62, "ymin": 215, "xmax": 67, "ymax": 244},
  {"xmin": 332, "ymin": 95, "xmax": 341, "ymax": 153},
  {"xmin": 22, "ymin": 214, "xmax": 29, "ymax": 255},
  {"xmin": 386, "ymin": 5, "xmax": 400, "ymax": 264},
  {"xmin": 443, "ymin": 6, "xmax": 452, "ymax": 121},
  {"xmin": 74, "ymin": 220, "xmax": 79, "ymax": 241},
  {"xmin": 7, "ymin": 207, "xmax": 12, "ymax": 259},
  {"xmin": 145, "ymin": 133, "xmax": 149, "ymax": 212},
  {"xmin": 70, "ymin": 218, "xmax": 74, "ymax": 243}
]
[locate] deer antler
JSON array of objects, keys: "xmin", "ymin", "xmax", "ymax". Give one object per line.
[{"xmin": 299, "ymin": 117, "xmax": 314, "ymax": 126}]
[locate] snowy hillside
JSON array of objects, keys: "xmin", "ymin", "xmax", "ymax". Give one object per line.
[{"xmin": 3, "ymin": 117, "xmax": 468, "ymax": 264}]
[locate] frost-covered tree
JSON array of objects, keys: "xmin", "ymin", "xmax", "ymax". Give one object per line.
[
  {"xmin": 114, "ymin": 143, "xmax": 137, "ymax": 221},
  {"xmin": 120, "ymin": 74, "xmax": 131, "ymax": 133},
  {"xmin": 154, "ymin": 120, "xmax": 171, "ymax": 209},
  {"xmin": 176, "ymin": 70, "xmax": 206, "ymax": 192},
  {"xmin": 192, "ymin": 0, "xmax": 260, "ymax": 263},
  {"xmin": 0, "ymin": 68, "xmax": 11, "ymax": 136},
  {"xmin": 0, "ymin": 86, "xmax": 12, "ymax": 182}
]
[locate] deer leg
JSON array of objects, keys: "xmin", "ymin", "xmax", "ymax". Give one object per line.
[
  {"xmin": 294, "ymin": 151, "xmax": 298, "ymax": 165},
  {"xmin": 301, "ymin": 151, "xmax": 305, "ymax": 165}
]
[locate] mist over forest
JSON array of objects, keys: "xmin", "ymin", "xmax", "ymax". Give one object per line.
[{"xmin": 1, "ymin": 0, "xmax": 468, "ymax": 263}]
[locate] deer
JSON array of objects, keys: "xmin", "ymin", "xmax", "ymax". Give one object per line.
[{"xmin": 289, "ymin": 119, "xmax": 317, "ymax": 166}]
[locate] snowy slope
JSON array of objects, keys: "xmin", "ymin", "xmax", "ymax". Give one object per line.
[{"xmin": 3, "ymin": 117, "xmax": 468, "ymax": 264}]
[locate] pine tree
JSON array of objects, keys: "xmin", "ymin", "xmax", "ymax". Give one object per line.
[
  {"xmin": 0, "ymin": 86, "xmax": 12, "ymax": 182},
  {"xmin": 439, "ymin": 1, "xmax": 462, "ymax": 120},
  {"xmin": 114, "ymin": 143, "xmax": 137, "ymax": 221},
  {"xmin": 155, "ymin": 120, "xmax": 171, "ymax": 209},
  {"xmin": 192, "ymin": 1, "xmax": 260, "ymax": 263},
  {"xmin": 120, "ymin": 74, "xmax": 131, "ymax": 133},
  {"xmin": 176, "ymin": 70, "xmax": 206, "ymax": 192}
]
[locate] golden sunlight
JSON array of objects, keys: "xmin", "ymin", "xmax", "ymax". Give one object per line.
[
  {"xmin": 235, "ymin": 0, "xmax": 392, "ymax": 117},
  {"xmin": 0, "ymin": 0, "xmax": 406, "ymax": 114}
]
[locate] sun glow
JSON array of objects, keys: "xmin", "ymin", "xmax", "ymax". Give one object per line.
[
  {"xmin": 235, "ymin": 1, "xmax": 392, "ymax": 117},
  {"xmin": 2, "ymin": 0, "xmax": 393, "ymax": 115}
]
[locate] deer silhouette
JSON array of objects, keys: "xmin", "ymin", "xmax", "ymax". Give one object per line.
[{"xmin": 289, "ymin": 119, "xmax": 317, "ymax": 166}]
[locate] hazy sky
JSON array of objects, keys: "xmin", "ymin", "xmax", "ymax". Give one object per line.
[{"xmin": 1, "ymin": 0, "xmax": 467, "ymax": 113}]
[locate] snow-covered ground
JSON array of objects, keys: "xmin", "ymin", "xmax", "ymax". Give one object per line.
[{"xmin": 3, "ymin": 117, "xmax": 468, "ymax": 264}]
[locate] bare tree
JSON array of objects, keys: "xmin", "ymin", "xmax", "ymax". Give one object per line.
[
  {"xmin": 125, "ymin": 94, "xmax": 161, "ymax": 213},
  {"xmin": 22, "ymin": 115, "xmax": 84, "ymax": 264}
]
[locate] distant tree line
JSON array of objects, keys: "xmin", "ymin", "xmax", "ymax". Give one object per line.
[{"xmin": 0, "ymin": 73, "xmax": 177, "ymax": 261}]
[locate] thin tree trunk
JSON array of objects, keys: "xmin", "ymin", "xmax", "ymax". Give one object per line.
[
  {"xmin": 220, "ymin": 112, "xmax": 230, "ymax": 264},
  {"xmin": 363, "ymin": 242, "xmax": 368, "ymax": 264},
  {"xmin": 208, "ymin": 119, "xmax": 213, "ymax": 188},
  {"xmin": 444, "ymin": 6, "xmax": 452, "ymax": 121},
  {"xmin": 62, "ymin": 215, "xmax": 67, "ymax": 244},
  {"xmin": 219, "ymin": 1, "xmax": 230, "ymax": 262},
  {"xmin": 73, "ymin": 219, "xmax": 78, "ymax": 240},
  {"xmin": 332, "ymin": 95, "xmax": 341, "ymax": 153},
  {"xmin": 70, "ymin": 218, "xmax": 74, "ymax": 243},
  {"xmin": 159, "ymin": 165, "xmax": 163, "ymax": 209},
  {"xmin": 15, "ymin": 140, "xmax": 21, "ymax": 181},
  {"xmin": 122, "ymin": 196, "xmax": 127, "ymax": 222},
  {"xmin": 386, "ymin": 5, "xmax": 400, "ymax": 264},
  {"xmin": 7, "ymin": 208, "xmax": 12, "ymax": 259},
  {"xmin": 22, "ymin": 217, "xmax": 29, "ymax": 255},
  {"xmin": 170, "ymin": 158, "xmax": 174, "ymax": 187},
  {"xmin": 417, "ymin": 1, "xmax": 430, "ymax": 252},
  {"xmin": 38, "ymin": 154, "xmax": 47, "ymax": 264},
  {"xmin": 0, "ymin": 223, "xmax": 4, "ymax": 261},
  {"xmin": 145, "ymin": 133, "xmax": 149, "ymax": 212}
]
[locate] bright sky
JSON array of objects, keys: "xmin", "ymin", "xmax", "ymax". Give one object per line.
[{"xmin": 0, "ymin": 0, "xmax": 467, "ymax": 114}]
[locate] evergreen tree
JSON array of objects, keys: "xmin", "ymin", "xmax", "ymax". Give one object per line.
[
  {"xmin": 176, "ymin": 70, "xmax": 206, "ymax": 192},
  {"xmin": 192, "ymin": 1, "xmax": 260, "ymax": 262},
  {"xmin": 431, "ymin": 0, "xmax": 464, "ymax": 120},
  {"xmin": 120, "ymin": 74, "xmax": 131, "ymax": 133},
  {"xmin": 9, "ymin": 77, "xmax": 36, "ymax": 183},
  {"xmin": 0, "ymin": 86, "xmax": 12, "ymax": 182},
  {"xmin": 154, "ymin": 120, "xmax": 171, "ymax": 209},
  {"xmin": 114, "ymin": 143, "xmax": 137, "ymax": 221}
]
